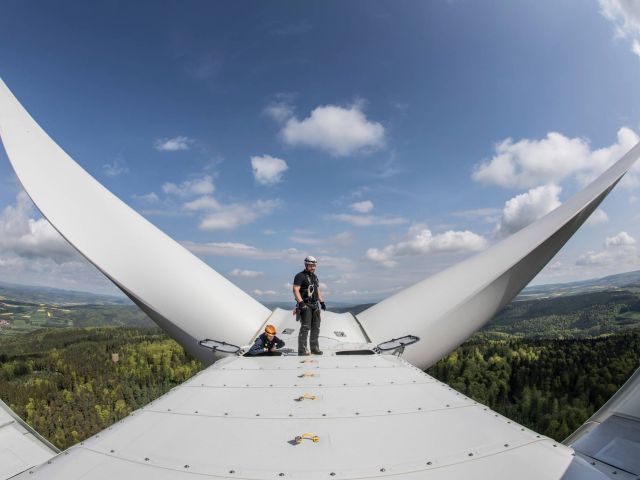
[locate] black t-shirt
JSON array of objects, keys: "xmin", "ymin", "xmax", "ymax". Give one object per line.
[{"xmin": 293, "ymin": 270, "xmax": 319, "ymax": 302}]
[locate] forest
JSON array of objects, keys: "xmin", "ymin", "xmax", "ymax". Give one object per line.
[{"xmin": 0, "ymin": 327, "xmax": 200, "ymax": 449}]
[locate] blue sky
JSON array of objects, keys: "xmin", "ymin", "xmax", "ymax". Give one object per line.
[{"xmin": 1, "ymin": 0, "xmax": 640, "ymax": 303}]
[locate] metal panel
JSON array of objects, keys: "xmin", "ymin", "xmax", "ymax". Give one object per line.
[
  {"xmin": 0, "ymin": 79, "xmax": 269, "ymax": 364},
  {"xmin": 357, "ymin": 142, "xmax": 640, "ymax": 370}
]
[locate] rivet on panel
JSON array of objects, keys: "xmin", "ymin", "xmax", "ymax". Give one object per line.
[
  {"xmin": 184, "ymin": 464, "xmax": 190, "ymax": 469},
  {"xmin": 380, "ymin": 468, "xmax": 385, "ymax": 472},
  {"xmin": 426, "ymin": 461, "xmax": 432, "ymax": 465}
]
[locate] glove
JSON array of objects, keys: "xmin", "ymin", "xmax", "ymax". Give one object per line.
[
  {"xmin": 298, "ymin": 302, "xmax": 308, "ymax": 312},
  {"xmin": 320, "ymin": 302, "xmax": 326, "ymax": 311}
]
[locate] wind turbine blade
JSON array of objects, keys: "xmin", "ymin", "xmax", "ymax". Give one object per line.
[
  {"xmin": 357, "ymin": 141, "xmax": 640, "ymax": 370},
  {"xmin": 0, "ymin": 79, "xmax": 270, "ymax": 363}
]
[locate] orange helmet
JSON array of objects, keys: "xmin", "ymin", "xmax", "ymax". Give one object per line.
[{"xmin": 265, "ymin": 325, "xmax": 276, "ymax": 335}]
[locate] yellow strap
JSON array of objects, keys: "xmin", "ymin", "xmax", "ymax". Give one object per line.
[
  {"xmin": 295, "ymin": 393, "xmax": 317, "ymax": 401},
  {"xmin": 294, "ymin": 433, "xmax": 320, "ymax": 444},
  {"xmin": 298, "ymin": 372, "xmax": 317, "ymax": 378}
]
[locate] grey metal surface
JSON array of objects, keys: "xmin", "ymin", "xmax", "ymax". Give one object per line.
[
  {"xmin": 10, "ymin": 353, "xmax": 610, "ymax": 480},
  {"xmin": 0, "ymin": 399, "xmax": 58, "ymax": 479},
  {"xmin": 357, "ymin": 142, "xmax": 640, "ymax": 371},
  {"xmin": 0, "ymin": 79, "xmax": 270, "ymax": 365},
  {"xmin": 565, "ymin": 365, "xmax": 640, "ymax": 477}
]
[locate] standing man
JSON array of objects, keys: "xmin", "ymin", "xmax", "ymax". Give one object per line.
[{"xmin": 293, "ymin": 256, "xmax": 326, "ymax": 356}]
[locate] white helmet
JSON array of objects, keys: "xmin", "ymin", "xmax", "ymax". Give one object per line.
[{"xmin": 304, "ymin": 255, "xmax": 317, "ymax": 265}]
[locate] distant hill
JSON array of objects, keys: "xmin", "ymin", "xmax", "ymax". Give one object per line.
[
  {"xmin": 0, "ymin": 282, "xmax": 151, "ymax": 335},
  {"xmin": 3, "ymin": 270, "xmax": 640, "ymax": 337},
  {"xmin": 0, "ymin": 281, "xmax": 128, "ymax": 306},
  {"xmin": 519, "ymin": 270, "xmax": 640, "ymax": 299},
  {"xmin": 331, "ymin": 271, "xmax": 640, "ymax": 339}
]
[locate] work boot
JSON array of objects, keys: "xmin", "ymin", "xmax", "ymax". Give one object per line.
[
  {"xmin": 311, "ymin": 350, "xmax": 323, "ymax": 355},
  {"xmin": 298, "ymin": 349, "xmax": 310, "ymax": 356}
]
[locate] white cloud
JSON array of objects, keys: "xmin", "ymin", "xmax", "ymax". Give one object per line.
[
  {"xmin": 163, "ymin": 175, "xmax": 215, "ymax": 197},
  {"xmin": 343, "ymin": 289, "xmax": 370, "ymax": 296},
  {"xmin": 198, "ymin": 200, "xmax": 279, "ymax": 231},
  {"xmin": 264, "ymin": 98, "xmax": 295, "ymax": 122},
  {"xmin": 577, "ymin": 231, "xmax": 639, "ymax": 266},
  {"xmin": 289, "ymin": 231, "xmax": 355, "ymax": 247},
  {"xmin": 229, "ymin": 268, "xmax": 263, "ymax": 277},
  {"xmin": 158, "ymin": 174, "xmax": 277, "ymax": 231},
  {"xmin": 102, "ymin": 159, "xmax": 129, "ymax": 177},
  {"xmin": 605, "ymin": 231, "xmax": 636, "ymax": 247},
  {"xmin": 452, "ymin": 207, "xmax": 501, "ymax": 224},
  {"xmin": 154, "ymin": 136, "xmax": 195, "ymax": 152},
  {"xmin": 251, "ymin": 155, "xmax": 288, "ymax": 185},
  {"xmin": 366, "ymin": 224, "xmax": 488, "ymax": 267},
  {"xmin": 0, "ymin": 192, "xmax": 77, "ymax": 263},
  {"xmin": 472, "ymin": 128, "xmax": 639, "ymax": 189},
  {"xmin": 133, "ymin": 192, "xmax": 160, "ymax": 204},
  {"xmin": 281, "ymin": 104, "xmax": 385, "ymax": 156},
  {"xmin": 350, "ymin": 200, "xmax": 374, "ymax": 213},
  {"xmin": 183, "ymin": 195, "xmax": 221, "ymax": 211},
  {"xmin": 331, "ymin": 213, "xmax": 406, "ymax": 227},
  {"xmin": 599, "ymin": 0, "xmax": 640, "ymax": 55},
  {"xmin": 495, "ymin": 184, "xmax": 562, "ymax": 237},
  {"xmin": 183, "ymin": 241, "xmax": 354, "ymax": 270},
  {"xmin": 0, "ymin": 192, "xmax": 117, "ymax": 294},
  {"xmin": 252, "ymin": 289, "xmax": 277, "ymax": 296},
  {"xmin": 289, "ymin": 236, "xmax": 323, "ymax": 245},
  {"xmin": 586, "ymin": 208, "xmax": 609, "ymax": 226}
]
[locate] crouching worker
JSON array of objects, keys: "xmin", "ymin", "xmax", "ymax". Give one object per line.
[{"xmin": 247, "ymin": 325, "xmax": 285, "ymax": 356}]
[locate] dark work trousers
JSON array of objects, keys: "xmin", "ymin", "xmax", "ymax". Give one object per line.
[{"xmin": 298, "ymin": 304, "xmax": 321, "ymax": 353}]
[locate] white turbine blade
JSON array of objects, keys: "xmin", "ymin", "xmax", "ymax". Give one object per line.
[
  {"xmin": 0, "ymin": 79, "xmax": 270, "ymax": 363},
  {"xmin": 358, "ymin": 142, "xmax": 640, "ymax": 370}
]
